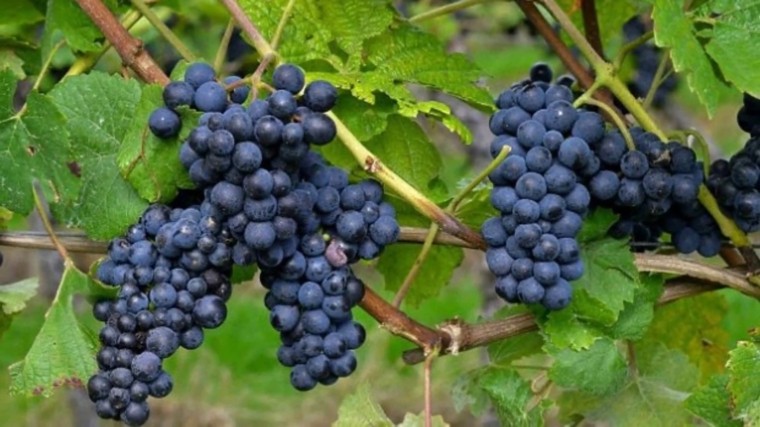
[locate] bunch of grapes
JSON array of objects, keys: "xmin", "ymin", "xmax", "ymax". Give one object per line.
[
  {"xmin": 89, "ymin": 203, "xmax": 232, "ymax": 425},
  {"xmin": 622, "ymin": 17, "xmax": 677, "ymax": 108},
  {"xmin": 736, "ymin": 94, "xmax": 760, "ymax": 137},
  {"xmin": 588, "ymin": 128, "xmax": 721, "ymax": 256},
  {"xmin": 708, "ymin": 137, "xmax": 760, "ymax": 233},
  {"xmin": 88, "ymin": 62, "xmax": 400, "ymax": 424},
  {"xmin": 482, "ymin": 63, "xmax": 599, "ymax": 310}
]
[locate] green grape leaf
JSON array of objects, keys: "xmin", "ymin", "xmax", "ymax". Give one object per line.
[
  {"xmin": 453, "ymin": 366, "xmax": 547, "ymax": 427},
  {"xmin": 48, "ymin": 72, "xmax": 148, "ymax": 239},
  {"xmin": 377, "ymin": 243, "xmax": 463, "ymax": 307},
  {"xmin": 1, "ymin": 0, "xmax": 44, "ymax": 26},
  {"xmin": 45, "ymin": 0, "xmax": 105, "ymax": 53},
  {"xmin": 488, "ymin": 306, "xmax": 543, "ymax": 364},
  {"xmin": 651, "ymin": 0, "xmax": 729, "ymax": 116},
  {"xmin": 540, "ymin": 308, "xmax": 603, "ymax": 350},
  {"xmin": 727, "ymin": 341, "xmax": 760, "ymax": 421},
  {"xmin": 0, "ymin": 278, "xmax": 39, "ymax": 339},
  {"xmin": 603, "ymin": 273, "xmax": 664, "ymax": 341},
  {"xmin": 319, "ymin": 0, "xmax": 394, "ymax": 69},
  {"xmin": 686, "ymin": 374, "xmax": 742, "ymax": 427},
  {"xmin": 0, "ymin": 49, "xmax": 27, "ymax": 79},
  {"xmin": 703, "ymin": 1, "xmax": 760, "ymax": 98},
  {"xmin": 577, "ymin": 208, "xmax": 618, "ymax": 243},
  {"xmin": 453, "ymin": 187, "xmax": 498, "ymax": 230},
  {"xmin": 238, "ymin": 0, "xmax": 333, "ymax": 65},
  {"xmin": 334, "ymin": 383, "xmax": 394, "ymax": 427},
  {"xmin": 364, "ymin": 24, "xmax": 493, "ymax": 110},
  {"xmin": 397, "ymin": 413, "xmax": 449, "ymax": 427},
  {"xmin": 639, "ymin": 292, "xmax": 729, "ymax": 380},
  {"xmin": 548, "ymin": 338, "xmax": 628, "ymax": 395},
  {"xmin": 558, "ymin": 345, "xmax": 699, "ymax": 426},
  {"xmin": 365, "ymin": 115, "xmax": 445, "ymax": 199},
  {"xmin": 573, "ymin": 237, "xmax": 639, "ymax": 325},
  {"xmin": 0, "ymin": 70, "xmax": 81, "ymax": 218},
  {"xmin": 556, "ymin": 0, "xmax": 642, "ymax": 51},
  {"xmin": 330, "ymin": 93, "xmax": 396, "ymax": 142},
  {"xmin": 9, "ymin": 263, "xmax": 100, "ymax": 397},
  {"xmin": 117, "ymin": 84, "xmax": 198, "ymax": 202}
]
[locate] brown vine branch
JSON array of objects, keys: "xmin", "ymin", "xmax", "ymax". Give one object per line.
[
  {"xmin": 74, "ymin": 0, "xmax": 169, "ymax": 85},
  {"xmin": 402, "ymin": 277, "xmax": 724, "ymax": 365},
  {"xmin": 219, "ymin": 0, "xmax": 276, "ymax": 58},
  {"xmin": 580, "ymin": 0, "xmax": 603, "ymax": 57}
]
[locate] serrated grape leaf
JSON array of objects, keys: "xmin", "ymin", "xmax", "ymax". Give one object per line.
[
  {"xmin": 9, "ymin": 262, "xmax": 99, "ymax": 397},
  {"xmin": 365, "ymin": 115, "xmax": 446, "ymax": 199},
  {"xmin": 319, "ymin": 0, "xmax": 394, "ymax": 69},
  {"xmin": 686, "ymin": 374, "xmax": 742, "ymax": 427},
  {"xmin": 548, "ymin": 338, "xmax": 628, "ymax": 395},
  {"xmin": 117, "ymin": 84, "xmax": 197, "ymax": 202},
  {"xmin": 556, "ymin": 0, "xmax": 642, "ymax": 52},
  {"xmin": 727, "ymin": 341, "xmax": 760, "ymax": 421},
  {"xmin": 558, "ymin": 345, "xmax": 698, "ymax": 426},
  {"xmin": 453, "ymin": 366, "xmax": 547, "ymax": 427},
  {"xmin": 48, "ymin": 72, "xmax": 148, "ymax": 239},
  {"xmin": 704, "ymin": 1, "xmax": 760, "ymax": 97},
  {"xmin": 573, "ymin": 237, "xmax": 638, "ymax": 325},
  {"xmin": 334, "ymin": 383, "xmax": 393, "ymax": 427},
  {"xmin": 231, "ymin": 265, "xmax": 257, "ymax": 285},
  {"xmin": 651, "ymin": 0, "xmax": 729, "ymax": 116},
  {"xmin": 540, "ymin": 308, "xmax": 602, "ymax": 350},
  {"xmin": 602, "ymin": 273, "xmax": 664, "ymax": 341},
  {"xmin": 238, "ymin": 0, "xmax": 333, "ymax": 65},
  {"xmin": 397, "ymin": 413, "xmax": 449, "ymax": 427},
  {"xmin": 377, "ymin": 243, "xmax": 463, "ymax": 307},
  {"xmin": 0, "ymin": 69, "xmax": 81, "ymax": 218},
  {"xmin": 44, "ymin": 0, "xmax": 105, "ymax": 53},
  {"xmin": 0, "ymin": 277, "xmax": 39, "ymax": 339},
  {"xmin": 331, "ymin": 93, "xmax": 396, "ymax": 143},
  {"xmin": 0, "ymin": 49, "xmax": 26, "ymax": 79},
  {"xmin": 639, "ymin": 292, "xmax": 729, "ymax": 380},
  {"xmin": 1, "ymin": 0, "xmax": 44, "ymax": 26}
]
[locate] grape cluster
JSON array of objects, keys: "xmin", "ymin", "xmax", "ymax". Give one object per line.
[
  {"xmin": 482, "ymin": 63, "xmax": 597, "ymax": 310},
  {"xmin": 622, "ymin": 17, "xmax": 677, "ymax": 108},
  {"xmin": 588, "ymin": 127, "xmax": 721, "ymax": 256},
  {"xmin": 708, "ymin": 136, "xmax": 760, "ymax": 232},
  {"xmin": 737, "ymin": 94, "xmax": 760, "ymax": 137},
  {"xmin": 90, "ymin": 62, "xmax": 400, "ymax": 424},
  {"xmin": 89, "ymin": 203, "xmax": 232, "ymax": 425}
]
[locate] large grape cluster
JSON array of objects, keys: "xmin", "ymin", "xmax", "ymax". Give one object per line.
[
  {"xmin": 622, "ymin": 17, "xmax": 677, "ymax": 108},
  {"xmin": 89, "ymin": 203, "xmax": 232, "ymax": 425},
  {"xmin": 482, "ymin": 63, "xmax": 598, "ymax": 310},
  {"xmin": 588, "ymin": 128, "xmax": 721, "ymax": 256},
  {"xmin": 89, "ymin": 62, "xmax": 400, "ymax": 424}
]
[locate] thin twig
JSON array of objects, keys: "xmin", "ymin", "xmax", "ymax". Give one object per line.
[
  {"xmin": 642, "ymin": 49, "xmax": 670, "ymax": 109},
  {"xmin": 423, "ymin": 350, "xmax": 437, "ymax": 427},
  {"xmin": 75, "ymin": 0, "xmax": 169, "ymax": 84},
  {"xmin": 613, "ymin": 30, "xmax": 653, "ymax": 69},
  {"xmin": 32, "ymin": 188, "xmax": 69, "ymax": 260},
  {"xmin": 582, "ymin": 98, "xmax": 635, "ymax": 150},
  {"xmin": 580, "ymin": 0, "xmax": 603, "ymax": 57},
  {"xmin": 408, "ymin": 0, "xmax": 491, "ymax": 23},
  {"xmin": 219, "ymin": 0, "xmax": 276, "ymax": 58},
  {"xmin": 214, "ymin": 19, "xmax": 236, "ymax": 74},
  {"xmin": 271, "ymin": 0, "xmax": 297, "ymax": 51},
  {"xmin": 33, "ymin": 40, "xmax": 66, "ymax": 92},
  {"xmin": 130, "ymin": 0, "xmax": 196, "ymax": 61},
  {"xmin": 248, "ymin": 53, "xmax": 276, "ymax": 100}
]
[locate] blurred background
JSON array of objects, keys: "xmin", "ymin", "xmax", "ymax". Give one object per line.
[{"xmin": 0, "ymin": 0, "xmax": 755, "ymax": 426}]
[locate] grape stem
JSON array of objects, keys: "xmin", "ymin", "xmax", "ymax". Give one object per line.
[
  {"xmin": 580, "ymin": 0, "xmax": 603, "ymax": 57},
  {"xmin": 392, "ymin": 146, "xmax": 511, "ymax": 307},
  {"xmin": 612, "ymin": 30, "xmax": 653, "ymax": 70},
  {"xmin": 129, "ymin": 0, "xmax": 196, "ymax": 62},
  {"xmin": 271, "ymin": 0, "xmax": 297, "ymax": 52},
  {"xmin": 214, "ymin": 19, "xmax": 236, "ymax": 75},
  {"xmin": 642, "ymin": 48, "xmax": 671, "ymax": 109},
  {"xmin": 407, "ymin": 0, "xmax": 492, "ymax": 23},
  {"xmin": 218, "ymin": 0, "xmax": 276, "ymax": 60},
  {"xmin": 32, "ymin": 187, "xmax": 69, "ymax": 261},
  {"xmin": 582, "ymin": 98, "xmax": 635, "ymax": 150},
  {"xmin": 537, "ymin": 0, "xmax": 760, "ymax": 277},
  {"xmin": 74, "ymin": 0, "xmax": 170, "ymax": 85}
]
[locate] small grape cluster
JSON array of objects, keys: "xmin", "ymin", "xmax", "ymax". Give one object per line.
[
  {"xmin": 708, "ymin": 137, "xmax": 760, "ymax": 233},
  {"xmin": 587, "ymin": 128, "xmax": 720, "ymax": 256},
  {"xmin": 736, "ymin": 94, "xmax": 760, "ymax": 136},
  {"xmin": 482, "ymin": 63, "xmax": 597, "ymax": 310},
  {"xmin": 89, "ymin": 203, "xmax": 232, "ymax": 426},
  {"xmin": 622, "ymin": 17, "xmax": 677, "ymax": 108}
]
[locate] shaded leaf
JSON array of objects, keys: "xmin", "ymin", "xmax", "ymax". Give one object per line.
[
  {"xmin": 727, "ymin": 341, "xmax": 760, "ymax": 421},
  {"xmin": 705, "ymin": 1, "xmax": 760, "ymax": 97},
  {"xmin": 9, "ymin": 263, "xmax": 100, "ymax": 397},
  {"xmin": 686, "ymin": 374, "xmax": 742, "ymax": 427},
  {"xmin": 603, "ymin": 273, "xmax": 664, "ymax": 341},
  {"xmin": 548, "ymin": 338, "xmax": 628, "ymax": 395},
  {"xmin": 0, "ymin": 278, "xmax": 39, "ymax": 339},
  {"xmin": 334, "ymin": 383, "xmax": 393, "ymax": 427}
]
